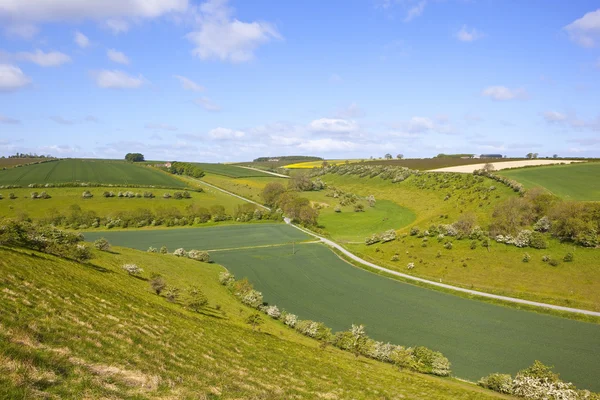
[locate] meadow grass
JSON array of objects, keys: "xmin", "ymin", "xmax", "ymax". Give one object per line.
[
  {"xmin": 84, "ymin": 223, "xmax": 312, "ymax": 251},
  {"xmin": 192, "ymin": 163, "xmax": 275, "ymax": 178},
  {"xmin": 0, "ymin": 246, "xmax": 510, "ymax": 399},
  {"xmin": 0, "ymin": 186, "xmax": 245, "ymax": 219},
  {"xmin": 498, "ymin": 162, "xmax": 600, "ymax": 201},
  {"xmin": 211, "ymin": 243, "xmax": 600, "ymax": 391},
  {"xmin": 284, "ymin": 159, "xmax": 363, "ymax": 169},
  {"xmin": 0, "ymin": 159, "xmax": 186, "ymax": 187}
]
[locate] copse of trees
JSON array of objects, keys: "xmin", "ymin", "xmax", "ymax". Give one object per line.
[
  {"xmin": 260, "ymin": 182, "xmax": 319, "ymax": 226},
  {"xmin": 165, "ymin": 162, "xmax": 205, "ymax": 179},
  {"xmin": 125, "ymin": 153, "xmax": 145, "ymax": 162}
]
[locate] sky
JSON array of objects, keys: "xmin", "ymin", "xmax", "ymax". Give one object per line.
[{"xmin": 0, "ymin": 0, "xmax": 599, "ymax": 162}]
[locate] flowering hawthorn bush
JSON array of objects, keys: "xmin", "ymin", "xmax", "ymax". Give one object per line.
[
  {"xmin": 122, "ymin": 264, "xmax": 143, "ymax": 276},
  {"xmin": 173, "ymin": 248, "xmax": 187, "ymax": 257}
]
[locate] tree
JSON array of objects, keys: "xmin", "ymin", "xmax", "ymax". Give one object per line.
[
  {"xmin": 125, "ymin": 153, "xmax": 145, "ymax": 162},
  {"xmin": 482, "ymin": 163, "xmax": 495, "ymax": 173},
  {"xmin": 150, "ymin": 275, "xmax": 167, "ymax": 295},
  {"xmin": 384, "ymin": 153, "xmax": 392, "ymax": 160},
  {"xmin": 396, "ymin": 154, "xmax": 404, "ymax": 159},
  {"xmin": 246, "ymin": 313, "xmax": 264, "ymax": 330},
  {"xmin": 261, "ymin": 182, "xmax": 286, "ymax": 207}
]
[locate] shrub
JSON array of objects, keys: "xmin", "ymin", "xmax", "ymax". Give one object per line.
[
  {"xmin": 295, "ymin": 320, "xmax": 331, "ymax": 340},
  {"xmin": 282, "ymin": 312, "xmax": 298, "ymax": 327},
  {"xmin": 334, "ymin": 205, "xmax": 341, "ymax": 213},
  {"xmin": 533, "ymin": 216, "xmax": 551, "ymax": 232},
  {"xmin": 160, "ymin": 246, "xmax": 168, "ymax": 254},
  {"xmin": 412, "ymin": 346, "xmax": 451, "ymax": 376},
  {"xmin": 410, "ymin": 227, "xmax": 420, "ymax": 236},
  {"xmin": 93, "ymin": 238, "xmax": 110, "ymax": 251},
  {"xmin": 9, "ymin": 193, "xmax": 16, "ymax": 199},
  {"xmin": 241, "ymin": 289, "xmax": 263, "ymax": 308},
  {"xmin": 478, "ymin": 373, "xmax": 513, "ymax": 394},
  {"xmin": 163, "ymin": 193, "xmax": 172, "ymax": 199},
  {"xmin": 542, "ymin": 255, "xmax": 550, "ymax": 263},
  {"xmin": 264, "ymin": 305, "xmax": 281, "ymax": 319},
  {"xmin": 246, "ymin": 313, "xmax": 263, "ymax": 330},
  {"xmin": 186, "ymin": 286, "xmax": 208, "ymax": 312},
  {"xmin": 354, "ymin": 203, "xmax": 364, "ymax": 212},
  {"xmin": 188, "ymin": 249, "xmax": 210, "ymax": 262},
  {"xmin": 444, "ymin": 242, "xmax": 453, "ymax": 250},
  {"xmin": 523, "ymin": 253, "xmax": 531, "ymax": 263},
  {"xmin": 81, "ymin": 190, "xmax": 93, "ymax": 198},
  {"xmin": 122, "ymin": 264, "xmax": 143, "ymax": 276},
  {"xmin": 563, "ymin": 252, "xmax": 574, "ymax": 262},
  {"xmin": 165, "ymin": 287, "xmax": 180, "ymax": 303},
  {"xmin": 150, "ymin": 275, "xmax": 167, "ymax": 295},
  {"xmin": 380, "ymin": 229, "xmax": 397, "ymax": 243},
  {"xmin": 407, "ymin": 262, "xmax": 415, "ymax": 270},
  {"xmin": 529, "ymin": 232, "xmax": 548, "ymax": 249},
  {"xmin": 219, "ymin": 271, "xmax": 235, "ymax": 286},
  {"xmin": 470, "ymin": 240, "xmax": 477, "ymax": 250},
  {"xmin": 365, "ymin": 234, "xmax": 380, "ymax": 245},
  {"xmin": 549, "ymin": 259, "xmax": 560, "ymax": 267},
  {"xmin": 173, "ymin": 248, "xmax": 187, "ymax": 257},
  {"xmin": 391, "ymin": 254, "xmax": 399, "ymax": 261},
  {"xmin": 514, "ymin": 229, "xmax": 532, "ymax": 248}
]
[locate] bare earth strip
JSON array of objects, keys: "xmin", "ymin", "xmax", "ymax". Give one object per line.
[{"xmin": 431, "ymin": 159, "xmax": 584, "ymax": 173}]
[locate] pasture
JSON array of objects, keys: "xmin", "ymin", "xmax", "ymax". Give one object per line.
[
  {"xmin": 84, "ymin": 223, "xmax": 311, "ymax": 251},
  {"xmin": 193, "ymin": 163, "xmax": 274, "ymax": 178},
  {"xmin": 498, "ymin": 162, "xmax": 600, "ymax": 201},
  {"xmin": 0, "ymin": 159, "xmax": 186, "ymax": 187},
  {"xmin": 211, "ymin": 243, "xmax": 600, "ymax": 391},
  {"xmin": 0, "ymin": 186, "xmax": 245, "ymax": 219}
]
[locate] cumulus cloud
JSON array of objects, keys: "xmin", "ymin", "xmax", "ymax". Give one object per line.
[
  {"xmin": 298, "ymin": 138, "xmax": 358, "ymax": 152},
  {"xmin": 107, "ymin": 49, "xmax": 130, "ymax": 65},
  {"xmin": 174, "ymin": 75, "xmax": 204, "ymax": 91},
  {"xmin": 544, "ymin": 112, "xmax": 600, "ymax": 131},
  {"xmin": 543, "ymin": 111, "xmax": 567, "ymax": 123},
  {"xmin": 309, "ymin": 118, "xmax": 359, "ymax": 133},
  {"xmin": 406, "ymin": 116, "xmax": 435, "ymax": 133},
  {"xmin": 0, "ymin": 114, "xmax": 20, "ymax": 124},
  {"xmin": 456, "ymin": 25, "xmax": 484, "ymax": 42},
  {"xmin": 186, "ymin": 0, "xmax": 281, "ymax": 62},
  {"xmin": 195, "ymin": 97, "xmax": 221, "ymax": 111},
  {"xmin": 74, "ymin": 31, "xmax": 90, "ymax": 48},
  {"xmin": 209, "ymin": 127, "xmax": 245, "ymax": 139},
  {"xmin": 16, "ymin": 49, "xmax": 71, "ymax": 67},
  {"xmin": 564, "ymin": 9, "xmax": 600, "ymax": 47},
  {"xmin": 92, "ymin": 69, "xmax": 144, "ymax": 89},
  {"xmin": 482, "ymin": 86, "xmax": 528, "ymax": 101},
  {"xmin": 0, "ymin": 64, "xmax": 31, "ymax": 92},
  {"xmin": 404, "ymin": 1, "xmax": 426, "ymax": 22},
  {"xmin": 145, "ymin": 123, "xmax": 177, "ymax": 131}
]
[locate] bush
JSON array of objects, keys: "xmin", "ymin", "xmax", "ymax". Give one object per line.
[
  {"xmin": 478, "ymin": 373, "xmax": 513, "ymax": 394},
  {"xmin": 163, "ymin": 193, "xmax": 171, "ymax": 199},
  {"xmin": 380, "ymin": 229, "xmax": 397, "ymax": 243},
  {"xmin": 150, "ymin": 275, "xmax": 166, "ymax": 295},
  {"xmin": 529, "ymin": 232, "xmax": 548, "ymax": 249},
  {"xmin": 353, "ymin": 203, "xmax": 364, "ymax": 212},
  {"xmin": 160, "ymin": 246, "xmax": 168, "ymax": 254},
  {"xmin": 188, "ymin": 249, "xmax": 210, "ymax": 262},
  {"xmin": 334, "ymin": 205, "xmax": 341, "ymax": 213},
  {"xmin": 219, "ymin": 271, "xmax": 235, "ymax": 286},
  {"xmin": 365, "ymin": 234, "xmax": 381, "ymax": 245},
  {"xmin": 147, "ymin": 246, "xmax": 158, "ymax": 253},
  {"xmin": 93, "ymin": 238, "xmax": 110, "ymax": 251},
  {"xmin": 165, "ymin": 287, "xmax": 180, "ymax": 303},
  {"xmin": 81, "ymin": 190, "xmax": 93, "ymax": 199},
  {"xmin": 563, "ymin": 252, "xmax": 574, "ymax": 262},
  {"xmin": 549, "ymin": 259, "xmax": 560, "ymax": 267},
  {"xmin": 122, "ymin": 264, "xmax": 143, "ymax": 276},
  {"xmin": 282, "ymin": 312, "xmax": 298, "ymax": 327},
  {"xmin": 246, "ymin": 313, "xmax": 264, "ymax": 330},
  {"xmin": 241, "ymin": 289, "xmax": 263, "ymax": 308},
  {"xmin": 264, "ymin": 305, "xmax": 281, "ymax": 319},
  {"xmin": 186, "ymin": 286, "xmax": 208, "ymax": 312},
  {"xmin": 410, "ymin": 227, "xmax": 420, "ymax": 236},
  {"xmin": 173, "ymin": 248, "xmax": 187, "ymax": 257},
  {"xmin": 444, "ymin": 242, "xmax": 453, "ymax": 250},
  {"xmin": 391, "ymin": 254, "xmax": 399, "ymax": 261},
  {"xmin": 407, "ymin": 262, "xmax": 415, "ymax": 270},
  {"xmin": 412, "ymin": 346, "xmax": 451, "ymax": 376},
  {"xmin": 470, "ymin": 240, "xmax": 477, "ymax": 250},
  {"xmin": 523, "ymin": 253, "xmax": 531, "ymax": 263}
]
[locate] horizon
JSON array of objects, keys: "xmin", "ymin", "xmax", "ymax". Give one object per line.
[{"xmin": 1, "ymin": 0, "xmax": 600, "ymax": 161}]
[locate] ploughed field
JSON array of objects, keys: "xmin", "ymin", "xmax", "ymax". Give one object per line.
[
  {"xmin": 0, "ymin": 159, "xmax": 187, "ymax": 187},
  {"xmin": 497, "ymin": 162, "xmax": 600, "ymax": 201},
  {"xmin": 90, "ymin": 223, "xmax": 600, "ymax": 391}
]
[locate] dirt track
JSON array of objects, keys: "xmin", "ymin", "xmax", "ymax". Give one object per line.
[{"xmin": 431, "ymin": 159, "xmax": 583, "ymax": 173}]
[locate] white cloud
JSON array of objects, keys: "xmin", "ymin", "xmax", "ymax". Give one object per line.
[
  {"xmin": 5, "ymin": 23, "xmax": 39, "ymax": 39},
  {"xmin": 564, "ymin": 9, "xmax": 600, "ymax": 47},
  {"xmin": 298, "ymin": 138, "xmax": 358, "ymax": 152},
  {"xmin": 0, "ymin": 114, "xmax": 20, "ymax": 124},
  {"xmin": 93, "ymin": 69, "xmax": 144, "ymax": 89},
  {"xmin": 309, "ymin": 118, "xmax": 359, "ymax": 133},
  {"xmin": 174, "ymin": 75, "xmax": 204, "ymax": 91},
  {"xmin": 145, "ymin": 123, "xmax": 177, "ymax": 131},
  {"xmin": 106, "ymin": 19, "xmax": 129, "ymax": 34},
  {"xmin": 456, "ymin": 25, "xmax": 484, "ymax": 42},
  {"xmin": 186, "ymin": 0, "xmax": 281, "ymax": 63},
  {"xmin": 481, "ymin": 86, "xmax": 528, "ymax": 101},
  {"xmin": 404, "ymin": 1, "xmax": 426, "ymax": 22},
  {"xmin": 107, "ymin": 49, "xmax": 130, "ymax": 65},
  {"xmin": 74, "ymin": 31, "xmax": 90, "ymax": 48},
  {"xmin": 195, "ymin": 97, "xmax": 221, "ymax": 111},
  {"xmin": 543, "ymin": 111, "xmax": 567, "ymax": 123},
  {"xmin": 0, "ymin": 64, "xmax": 31, "ymax": 92},
  {"xmin": 209, "ymin": 127, "xmax": 245, "ymax": 139},
  {"xmin": 16, "ymin": 49, "xmax": 71, "ymax": 67}
]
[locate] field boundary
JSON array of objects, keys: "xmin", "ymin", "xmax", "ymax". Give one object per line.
[
  {"xmin": 236, "ymin": 166, "xmax": 290, "ymax": 178},
  {"xmin": 206, "ymin": 240, "xmax": 319, "ymax": 253}
]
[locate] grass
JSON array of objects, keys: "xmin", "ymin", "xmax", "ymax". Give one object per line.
[
  {"xmin": 193, "ymin": 163, "xmax": 275, "ymax": 178},
  {"xmin": 498, "ymin": 162, "xmax": 600, "ymax": 201},
  {"xmin": 84, "ymin": 223, "xmax": 312, "ymax": 251},
  {"xmin": 211, "ymin": 243, "xmax": 600, "ymax": 392},
  {"xmin": 200, "ymin": 173, "xmax": 287, "ymax": 201},
  {"xmin": 0, "ymin": 186, "xmax": 246, "ymax": 220},
  {"xmin": 0, "ymin": 246, "xmax": 510, "ymax": 399},
  {"xmin": 0, "ymin": 159, "xmax": 186, "ymax": 187}
]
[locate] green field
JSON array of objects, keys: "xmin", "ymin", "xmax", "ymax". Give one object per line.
[
  {"xmin": 0, "ymin": 186, "xmax": 245, "ymax": 219},
  {"xmin": 498, "ymin": 162, "xmax": 600, "ymax": 201},
  {"xmin": 0, "ymin": 159, "xmax": 187, "ymax": 187},
  {"xmin": 211, "ymin": 243, "xmax": 600, "ymax": 391},
  {"xmin": 0, "ymin": 247, "xmax": 508, "ymax": 399},
  {"xmin": 84, "ymin": 223, "xmax": 311, "ymax": 250},
  {"xmin": 193, "ymin": 163, "xmax": 275, "ymax": 178}
]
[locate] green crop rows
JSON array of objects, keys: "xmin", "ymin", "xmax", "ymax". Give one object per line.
[{"xmin": 0, "ymin": 159, "xmax": 187, "ymax": 187}]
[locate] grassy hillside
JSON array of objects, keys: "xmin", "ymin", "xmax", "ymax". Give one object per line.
[
  {"xmin": 0, "ymin": 159, "xmax": 186, "ymax": 187},
  {"xmin": 498, "ymin": 162, "xmax": 600, "ymax": 201},
  {"xmin": 200, "ymin": 173, "xmax": 287, "ymax": 201},
  {"xmin": 0, "ymin": 186, "xmax": 245, "ymax": 220},
  {"xmin": 0, "ymin": 246, "xmax": 509, "ymax": 399}
]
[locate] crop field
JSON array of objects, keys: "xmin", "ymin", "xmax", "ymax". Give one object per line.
[
  {"xmin": 284, "ymin": 159, "xmax": 363, "ymax": 169},
  {"xmin": 358, "ymin": 158, "xmax": 522, "ymax": 171},
  {"xmin": 211, "ymin": 243, "xmax": 600, "ymax": 391},
  {"xmin": 193, "ymin": 163, "xmax": 274, "ymax": 178},
  {"xmin": 0, "ymin": 159, "xmax": 187, "ymax": 187},
  {"xmin": 0, "ymin": 157, "xmax": 53, "ymax": 168},
  {"xmin": 84, "ymin": 223, "xmax": 311, "ymax": 251},
  {"xmin": 498, "ymin": 162, "xmax": 600, "ymax": 201},
  {"xmin": 0, "ymin": 186, "xmax": 245, "ymax": 219}
]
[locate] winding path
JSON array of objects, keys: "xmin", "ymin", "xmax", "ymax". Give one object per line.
[{"xmin": 196, "ymin": 178, "xmax": 600, "ymax": 317}]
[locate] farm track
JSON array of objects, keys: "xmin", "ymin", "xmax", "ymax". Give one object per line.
[
  {"xmin": 236, "ymin": 166, "xmax": 290, "ymax": 178},
  {"xmin": 198, "ymin": 176, "xmax": 600, "ymax": 317}
]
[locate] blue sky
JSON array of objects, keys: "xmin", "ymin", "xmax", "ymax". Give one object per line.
[{"xmin": 0, "ymin": 0, "xmax": 599, "ymax": 161}]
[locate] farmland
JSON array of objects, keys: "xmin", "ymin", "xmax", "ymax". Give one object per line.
[
  {"xmin": 498, "ymin": 162, "xmax": 600, "ymax": 201},
  {"xmin": 0, "ymin": 246, "xmax": 509, "ymax": 399},
  {"xmin": 285, "ymin": 158, "xmax": 523, "ymax": 170},
  {"xmin": 0, "ymin": 159, "xmax": 187, "ymax": 187},
  {"xmin": 0, "ymin": 157, "xmax": 54, "ymax": 168},
  {"xmin": 192, "ymin": 162, "xmax": 275, "ymax": 178},
  {"xmin": 0, "ymin": 186, "xmax": 245, "ymax": 220},
  {"xmin": 84, "ymin": 223, "xmax": 311, "ymax": 251}
]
